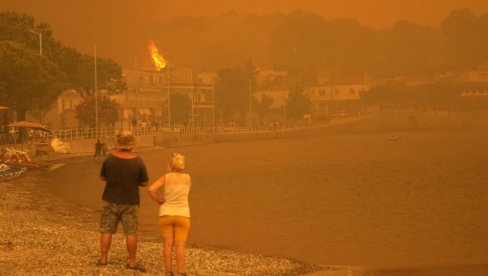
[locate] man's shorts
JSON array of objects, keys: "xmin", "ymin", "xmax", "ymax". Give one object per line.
[
  {"xmin": 159, "ymin": 216, "xmax": 191, "ymax": 242},
  {"xmin": 100, "ymin": 201, "xmax": 139, "ymax": 235}
]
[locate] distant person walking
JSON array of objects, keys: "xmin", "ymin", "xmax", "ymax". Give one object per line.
[
  {"xmin": 101, "ymin": 141, "xmax": 108, "ymax": 157},
  {"xmin": 148, "ymin": 153, "xmax": 191, "ymax": 276},
  {"xmin": 97, "ymin": 130, "xmax": 148, "ymax": 272},
  {"xmin": 94, "ymin": 139, "xmax": 102, "ymax": 158}
]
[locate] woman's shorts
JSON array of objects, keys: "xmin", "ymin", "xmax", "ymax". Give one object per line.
[
  {"xmin": 100, "ymin": 201, "xmax": 139, "ymax": 235},
  {"xmin": 158, "ymin": 216, "xmax": 191, "ymax": 242}
]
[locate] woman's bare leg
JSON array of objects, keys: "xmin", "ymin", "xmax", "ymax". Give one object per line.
[
  {"xmin": 174, "ymin": 240, "xmax": 186, "ymax": 274},
  {"xmin": 163, "ymin": 235, "xmax": 174, "ymax": 272}
]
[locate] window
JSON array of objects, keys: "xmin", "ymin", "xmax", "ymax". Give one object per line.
[{"xmin": 319, "ymin": 89, "xmax": 326, "ymax": 96}]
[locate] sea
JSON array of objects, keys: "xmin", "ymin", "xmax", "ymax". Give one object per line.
[{"xmin": 19, "ymin": 129, "xmax": 488, "ymax": 267}]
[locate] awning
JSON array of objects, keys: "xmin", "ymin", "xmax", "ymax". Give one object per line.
[{"xmin": 8, "ymin": 121, "xmax": 51, "ymax": 133}]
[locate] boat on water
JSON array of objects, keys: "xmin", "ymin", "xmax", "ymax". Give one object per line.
[
  {"xmin": 387, "ymin": 136, "xmax": 402, "ymax": 141},
  {"xmin": 0, "ymin": 163, "xmax": 27, "ymax": 181}
]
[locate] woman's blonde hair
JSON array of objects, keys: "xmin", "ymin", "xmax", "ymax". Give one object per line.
[{"xmin": 168, "ymin": 152, "xmax": 185, "ymax": 171}]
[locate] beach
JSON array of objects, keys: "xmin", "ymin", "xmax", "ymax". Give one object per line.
[
  {"xmin": 3, "ymin": 176, "xmax": 488, "ymax": 276},
  {"xmin": 0, "ymin": 173, "xmax": 325, "ymax": 275},
  {"xmin": 3, "ymin": 121, "xmax": 488, "ymax": 275}
]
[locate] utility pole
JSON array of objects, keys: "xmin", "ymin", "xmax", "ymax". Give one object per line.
[
  {"xmin": 94, "ymin": 45, "xmax": 98, "ymax": 138},
  {"xmin": 167, "ymin": 63, "xmax": 171, "ymax": 129},
  {"xmin": 249, "ymin": 79, "xmax": 252, "ymax": 129},
  {"xmin": 212, "ymin": 79, "xmax": 215, "ymax": 133},
  {"xmin": 83, "ymin": 42, "xmax": 98, "ymax": 138},
  {"xmin": 190, "ymin": 69, "xmax": 194, "ymax": 131}
]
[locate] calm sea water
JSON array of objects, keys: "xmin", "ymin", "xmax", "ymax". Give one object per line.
[{"xmin": 26, "ymin": 130, "xmax": 488, "ymax": 267}]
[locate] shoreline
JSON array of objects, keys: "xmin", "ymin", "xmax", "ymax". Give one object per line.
[
  {"xmin": 0, "ymin": 153, "xmax": 327, "ymax": 275},
  {"xmin": 4, "ymin": 130, "xmax": 488, "ymax": 275},
  {"xmin": 3, "ymin": 169, "xmax": 488, "ymax": 276}
]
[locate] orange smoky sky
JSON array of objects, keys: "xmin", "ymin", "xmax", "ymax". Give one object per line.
[
  {"xmin": 1, "ymin": 0, "xmax": 488, "ymax": 68},
  {"xmin": 162, "ymin": 0, "xmax": 488, "ymax": 28},
  {"xmin": 2, "ymin": 0, "xmax": 488, "ymax": 29}
]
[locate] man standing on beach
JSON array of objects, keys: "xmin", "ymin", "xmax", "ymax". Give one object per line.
[{"xmin": 97, "ymin": 130, "xmax": 148, "ymax": 272}]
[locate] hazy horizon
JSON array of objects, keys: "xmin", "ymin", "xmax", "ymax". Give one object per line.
[{"xmin": 1, "ymin": 0, "xmax": 488, "ymax": 70}]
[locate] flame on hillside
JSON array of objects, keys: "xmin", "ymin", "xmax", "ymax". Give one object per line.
[{"xmin": 148, "ymin": 40, "xmax": 167, "ymax": 71}]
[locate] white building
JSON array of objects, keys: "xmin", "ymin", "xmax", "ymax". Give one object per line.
[{"xmin": 304, "ymin": 83, "xmax": 369, "ymax": 117}]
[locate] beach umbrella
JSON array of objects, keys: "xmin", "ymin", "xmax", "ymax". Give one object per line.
[{"xmin": 8, "ymin": 121, "xmax": 51, "ymax": 133}]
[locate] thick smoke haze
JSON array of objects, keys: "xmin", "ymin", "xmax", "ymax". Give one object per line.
[{"xmin": 1, "ymin": 0, "xmax": 487, "ymax": 70}]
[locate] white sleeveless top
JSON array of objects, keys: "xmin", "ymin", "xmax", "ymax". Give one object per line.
[{"xmin": 159, "ymin": 172, "xmax": 191, "ymax": 217}]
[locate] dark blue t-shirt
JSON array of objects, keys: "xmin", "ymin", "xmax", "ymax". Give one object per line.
[{"xmin": 100, "ymin": 153, "xmax": 149, "ymax": 205}]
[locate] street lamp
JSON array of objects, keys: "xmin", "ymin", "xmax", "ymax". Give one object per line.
[
  {"xmin": 83, "ymin": 42, "xmax": 98, "ymax": 138},
  {"xmin": 249, "ymin": 79, "xmax": 252, "ymax": 129},
  {"xmin": 211, "ymin": 79, "xmax": 215, "ymax": 133},
  {"xmin": 27, "ymin": 30, "xmax": 42, "ymax": 56},
  {"xmin": 27, "ymin": 29, "xmax": 43, "ymax": 122},
  {"xmin": 189, "ymin": 69, "xmax": 194, "ymax": 131},
  {"xmin": 166, "ymin": 63, "xmax": 171, "ymax": 129}
]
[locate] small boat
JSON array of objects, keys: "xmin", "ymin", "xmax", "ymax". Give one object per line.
[
  {"xmin": 1, "ymin": 147, "xmax": 50, "ymax": 169},
  {"xmin": 0, "ymin": 163, "xmax": 27, "ymax": 181},
  {"xmin": 387, "ymin": 136, "xmax": 402, "ymax": 141}
]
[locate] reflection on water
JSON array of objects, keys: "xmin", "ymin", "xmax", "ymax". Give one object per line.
[{"xmin": 28, "ymin": 130, "xmax": 488, "ymax": 267}]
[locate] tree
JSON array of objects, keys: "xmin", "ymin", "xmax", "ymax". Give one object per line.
[
  {"xmin": 285, "ymin": 86, "xmax": 310, "ymax": 120},
  {"xmin": 75, "ymin": 94, "xmax": 120, "ymax": 127},
  {"xmin": 255, "ymin": 94, "xmax": 274, "ymax": 120},
  {"xmin": 214, "ymin": 66, "xmax": 250, "ymax": 123},
  {"xmin": 0, "ymin": 41, "xmax": 66, "ymax": 120},
  {"xmin": 0, "ymin": 11, "xmax": 125, "ymax": 95},
  {"xmin": 170, "ymin": 92, "xmax": 191, "ymax": 125},
  {"xmin": 441, "ymin": 9, "xmax": 488, "ymax": 70}
]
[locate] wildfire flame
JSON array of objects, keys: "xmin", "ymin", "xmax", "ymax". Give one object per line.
[{"xmin": 148, "ymin": 40, "xmax": 167, "ymax": 71}]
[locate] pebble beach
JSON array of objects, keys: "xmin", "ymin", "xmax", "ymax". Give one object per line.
[{"xmin": 0, "ymin": 171, "xmax": 328, "ymax": 275}]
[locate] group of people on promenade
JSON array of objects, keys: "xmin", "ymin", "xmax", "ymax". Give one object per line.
[{"xmin": 97, "ymin": 130, "xmax": 191, "ymax": 275}]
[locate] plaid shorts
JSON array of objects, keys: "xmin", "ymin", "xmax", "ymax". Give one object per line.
[{"xmin": 100, "ymin": 201, "xmax": 139, "ymax": 235}]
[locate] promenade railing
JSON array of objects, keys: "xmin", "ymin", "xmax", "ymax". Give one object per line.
[
  {"xmin": 48, "ymin": 124, "xmax": 287, "ymax": 141},
  {"xmin": 14, "ymin": 116, "xmax": 363, "ymax": 143}
]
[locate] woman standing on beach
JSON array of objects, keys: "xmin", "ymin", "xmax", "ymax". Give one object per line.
[{"xmin": 148, "ymin": 153, "xmax": 191, "ymax": 276}]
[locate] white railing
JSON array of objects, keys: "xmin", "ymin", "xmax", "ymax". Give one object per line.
[
  {"xmin": 47, "ymin": 124, "xmax": 286, "ymax": 141},
  {"xmin": 7, "ymin": 116, "xmax": 364, "ymax": 144}
]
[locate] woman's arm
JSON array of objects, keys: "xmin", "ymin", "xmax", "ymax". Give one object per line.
[{"xmin": 147, "ymin": 175, "xmax": 166, "ymax": 205}]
